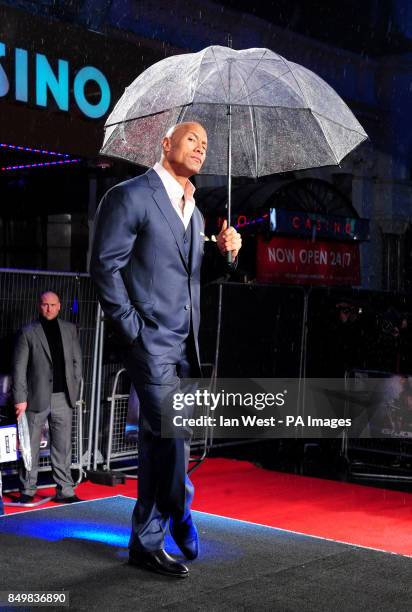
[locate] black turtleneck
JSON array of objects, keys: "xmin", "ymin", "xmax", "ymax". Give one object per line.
[{"xmin": 40, "ymin": 316, "xmax": 67, "ymax": 394}]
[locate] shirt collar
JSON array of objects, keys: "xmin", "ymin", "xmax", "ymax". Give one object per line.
[{"xmin": 153, "ymin": 161, "xmax": 195, "ymax": 202}]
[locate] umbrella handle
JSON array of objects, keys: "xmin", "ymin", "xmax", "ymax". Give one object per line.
[
  {"xmin": 226, "ymin": 105, "xmax": 232, "ymax": 266},
  {"xmin": 226, "ymin": 59, "xmax": 233, "ymax": 266},
  {"xmin": 225, "ymin": 209, "xmax": 232, "ymax": 264}
]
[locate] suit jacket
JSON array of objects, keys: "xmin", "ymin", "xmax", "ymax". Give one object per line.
[
  {"xmin": 12, "ymin": 319, "xmax": 83, "ymax": 413},
  {"xmin": 90, "ymin": 168, "xmax": 205, "ymax": 361}
]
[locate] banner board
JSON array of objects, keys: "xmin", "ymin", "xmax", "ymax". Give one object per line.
[{"xmin": 256, "ymin": 235, "xmax": 361, "ymax": 286}]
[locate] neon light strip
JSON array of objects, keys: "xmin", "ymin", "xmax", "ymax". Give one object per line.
[
  {"xmin": 0, "ymin": 143, "xmax": 71, "ymax": 157},
  {"xmin": 1, "ymin": 159, "xmax": 81, "ymax": 171},
  {"xmin": 234, "ymin": 213, "xmax": 269, "ymax": 229}
]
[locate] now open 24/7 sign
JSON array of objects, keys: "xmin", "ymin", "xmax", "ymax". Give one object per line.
[{"xmin": 256, "ymin": 235, "xmax": 361, "ymax": 286}]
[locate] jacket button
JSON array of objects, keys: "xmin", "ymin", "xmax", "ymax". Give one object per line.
[
  {"xmin": 184, "ymin": 304, "xmax": 190, "ymax": 310},
  {"xmin": 49, "ymin": 379, "xmax": 53, "ymax": 383}
]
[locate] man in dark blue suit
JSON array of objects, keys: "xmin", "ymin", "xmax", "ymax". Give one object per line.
[{"xmin": 90, "ymin": 122, "xmax": 241, "ymax": 578}]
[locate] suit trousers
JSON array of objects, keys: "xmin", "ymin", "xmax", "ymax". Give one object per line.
[
  {"xmin": 122, "ymin": 335, "xmax": 198, "ymax": 552},
  {"xmin": 20, "ymin": 392, "xmax": 75, "ymax": 498}
]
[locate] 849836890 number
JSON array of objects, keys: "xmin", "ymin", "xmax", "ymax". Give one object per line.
[{"xmin": 0, "ymin": 591, "xmax": 69, "ymax": 606}]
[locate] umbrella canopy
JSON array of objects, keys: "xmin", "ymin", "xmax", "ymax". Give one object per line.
[{"xmin": 101, "ymin": 45, "xmax": 368, "ymax": 177}]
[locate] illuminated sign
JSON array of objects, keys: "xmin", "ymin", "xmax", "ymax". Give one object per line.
[
  {"xmin": 0, "ymin": 425, "xmax": 17, "ymax": 463},
  {"xmin": 204, "ymin": 214, "xmax": 269, "ymax": 235},
  {"xmin": 256, "ymin": 236, "xmax": 361, "ymax": 286},
  {"xmin": 0, "ymin": 41, "xmax": 111, "ymax": 119},
  {"xmin": 270, "ymin": 209, "xmax": 370, "ymax": 242}
]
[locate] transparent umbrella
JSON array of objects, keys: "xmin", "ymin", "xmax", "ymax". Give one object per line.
[
  {"xmin": 101, "ymin": 45, "xmax": 368, "ymax": 229},
  {"xmin": 17, "ymin": 412, "xmax": 32, "ymax": 472}
]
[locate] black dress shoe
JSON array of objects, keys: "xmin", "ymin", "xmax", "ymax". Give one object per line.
[
  {"xmin": 53, "ymin": 495, "xmax": 82, "ymax": 504},
  {"xmin": 17, "ymin": 493, "xmax": 35, "ymax": 504},
  {"xmin": 128, "ymin": 549, "xmax": 189, "ymax": 578},
  {"xmin": 170, "ymin": 519, "xmax": 199, "ymax": 560}
]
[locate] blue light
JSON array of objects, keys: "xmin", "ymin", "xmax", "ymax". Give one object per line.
[
  {"xmin": 0, "ymin": 497, "xmax": 288, "ymax": 562},
  {"xmin": 71, "ymin": 297, "xmax": 79, "ymax": 315},
  {"xmin": 234, "ymin": 213, "xmax": 268, "ymax": 230},
  {"xmin": 0, "ymin": 41, "xmax": 111, "ymax": 120},
  {"xmin": 0, "ymin": 42, "xmax": 10, "ymax": 96},
  {"xmin": 36, "ymin": 54, "xmax": 69, "ymax": 111},
  {"xmin": 0, "ymin": 516, "xmax": 129, "ymax": 545},
  {"xmin": 0, "ymin": 510, "xmax": 243, "ymax": 560},
  {"xmin": 74, "ymin": 66, "xmax": 111, "ymax": 119},
  {"xmin": 1, "ymin": 159, "xmax": 81, "ymax": 172},
  {"xmin": 15, "ymin": 48, "xmax": 28, "ymax": 102},
  {"xmin": 72, "ymin": 528, "xmax": 128, "ymax": 546},
  {"xmin": 0, "ymin": 143, "xmax": 70, "ymax": 157}
]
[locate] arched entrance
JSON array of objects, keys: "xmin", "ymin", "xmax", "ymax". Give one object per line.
[{"xmin": 196, "ymin": 177, "xmax": 357, "ymax": 218}]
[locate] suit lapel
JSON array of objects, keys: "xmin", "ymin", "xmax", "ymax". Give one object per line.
[
  {"xmin": 146, "ymin": 169, "xmax": 189, "ymax": 272},
  {"xmin": 34, "ymin": 322, "xmax": 52, "ymax": 362},
  {"xmin": 190, "ymin": 209, "xmax": 202, "ymax": 273}
]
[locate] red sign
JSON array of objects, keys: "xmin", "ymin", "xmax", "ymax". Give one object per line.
[{"xmin": 256, "ymin": 236, "xmax": 361, "ymax": 286}]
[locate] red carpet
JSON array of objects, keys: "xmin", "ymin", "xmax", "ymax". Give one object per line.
[
  {"xmin": 3, "ymin": 458, "xmax": 412, "ymax": 556},
  {"xmin": 191, "ymin": 459, "xmax": 412, "ymax": 557}
]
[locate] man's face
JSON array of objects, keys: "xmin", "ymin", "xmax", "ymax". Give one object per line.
[
  {"xmin": 38, "ymin": 292, "xmax": 61, "ymax": 320},
  {"xmin": 162, "ymin": 123, "xmax": 207, "ymax": 176}
]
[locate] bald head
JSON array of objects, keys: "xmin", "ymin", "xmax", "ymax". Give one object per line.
[
  {"xmin": 38, "ymin": 291, "xmax": 61, "ymax": 321},
  {"xmin": 164, "ymin": 122, "xmax": 206, "ymax": 140},
  {"xmin": 160, "ymin": 122, "xmax": 207, "ymax": 181}
]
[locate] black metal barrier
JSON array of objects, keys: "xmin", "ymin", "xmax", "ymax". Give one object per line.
[
  {"xmin": 342, "ymin": 369, "xmax": 412, "ymax": 482},
  {"xmin": 3, "ymin": 273, "xmax": 412, "ymax": 487},
  {"xmin": 201, "ymin": 282, "xmax": 412, "ymax": 480},
  {"xmin": 201, "ymin": 283, "xmax": 412, "ymax": 380},
  {"xmin": 200, "ymin": 282, "xmax": 306, "ymax": 377},
  {"xmin": 306, "ymin": 287, "xmax": 412, "ymax": 377}
]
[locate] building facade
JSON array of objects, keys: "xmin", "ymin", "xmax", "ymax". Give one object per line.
[{"xmin": 0, "ymin": 0, "xmax": 411, "ymax": 291}]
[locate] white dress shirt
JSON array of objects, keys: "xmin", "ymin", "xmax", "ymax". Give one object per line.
[{"xmin": 153, "ymin": 161, "xmax": 195, "ymax": 229}]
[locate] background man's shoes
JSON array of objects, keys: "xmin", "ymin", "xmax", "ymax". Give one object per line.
[
  {"xmin": 53, "ymin": 495, "xmax": 82, "ymax": 504},
  {"xmin": 17, "ymin": 493, "xmax": 34, "ymax": 504},
  {"xmin": 128, "ymin": 549, "xmax": 189, "ymax": 578},
  {"xmin": 170, "ymin": 518, "xmax": 199, "ymax": 560}
]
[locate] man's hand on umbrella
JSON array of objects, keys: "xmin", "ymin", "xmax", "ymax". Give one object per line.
[
  {"xmin": 216, "ymin": 220, "xmax": 242, "ymax": 259},
  {"xmin": 15, "ymin": 402, "xmax": 27, "ymax": 420}
]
